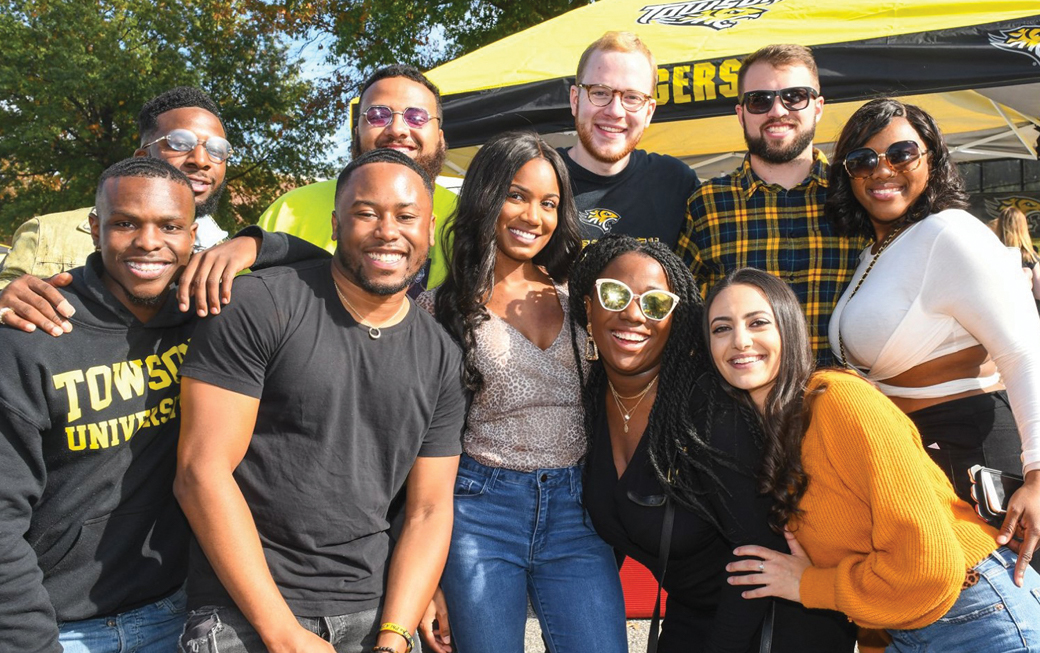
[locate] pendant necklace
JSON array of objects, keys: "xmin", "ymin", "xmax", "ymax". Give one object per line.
[
  {"xmin": 334, "ymin": 281, "xmax": 407, "ymax": 340},
  {"xmin": 608, "ymin": 375, "xmax": 658, "ymax": 433}
]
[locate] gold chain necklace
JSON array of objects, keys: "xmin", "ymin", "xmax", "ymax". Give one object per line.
[
  {"xmin": 334, "ymin": 281, "xmax": 408, "ymax": 340},
  {"xmin": 608, "ymin": 376, "xmax": 658, "ymax": 433},
  {"xmin": 838, "ymin": 223, "xmax": 906, "ymax": 368}
]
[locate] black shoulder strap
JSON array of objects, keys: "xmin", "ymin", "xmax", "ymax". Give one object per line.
[{"xmin": 647, "ymin": 499, "xmax": 675, "ymax": 653}]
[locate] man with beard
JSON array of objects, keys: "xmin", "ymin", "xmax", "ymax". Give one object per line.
[
  {"xmin": 174, "ymin": 148, "xmax": 464, "ymax": 653},
  {"xmin": 563, "ymin": 31, "xmax": 699, "ymax": 249},
  {"xmin": 677, "ymin": 44, "xmax": 867, "ymax": 365},
  {"xmin": 257, "ymin": 65, "xmax": 456, "ymax": 288},
  {"xmin": 0, "ymin": 87, "xmax": 230, "ymax": 293}
]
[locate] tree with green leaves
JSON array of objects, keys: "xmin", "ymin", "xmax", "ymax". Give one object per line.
[
  {"xmin": 0, "ymin": 0, "xmax": 337, "ymax": 241},
  {"xmin": 258, "ymin": 0, "xmax": 589, "ymax": 116}
]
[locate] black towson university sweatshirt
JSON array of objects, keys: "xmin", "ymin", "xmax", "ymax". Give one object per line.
[
  {"xmin": 0, "ymin": 255, "xmax": 194, "ymax": 652},
  {"xmin": 0, "ymin": 232, "xmax": 325, "ymax": 653}
]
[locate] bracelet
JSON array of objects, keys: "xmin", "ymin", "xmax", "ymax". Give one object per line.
[
  {"xmin": 372, "ymin": 647, "xmax": 398, "ymax": 653},
  {"xmin": 379, "ymin": 622, "xmax": 414, "ymax": 653}
]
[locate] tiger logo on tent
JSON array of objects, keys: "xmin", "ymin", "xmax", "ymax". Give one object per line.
[
  {"xmin": 638, "ymin": 0, "xmax": 782, "ymax": 31},
  {"xmin": 988, "ymin": 26, "xmax": 1040, "ymax": 66},
  {"xmin": 580, "ymin": 208, "xmax": 620, "ymax": 234}
]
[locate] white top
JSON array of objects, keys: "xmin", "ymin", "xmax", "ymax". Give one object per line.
[
  {"xmin": 194, "ymin": 215, "xmax": 229, "ymax": 251},
  {"xmin": 829, "ymin": 209, "xmax": 1040, "ymax": 473}
]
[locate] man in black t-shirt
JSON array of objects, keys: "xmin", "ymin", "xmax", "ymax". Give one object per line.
[
  {"xmin": 562, "ymin": 30, "xmax": 700, "ymax": 249},
  {"xmin": 174, "ymin": 149, "xmax": 465, "ymax": 653}
]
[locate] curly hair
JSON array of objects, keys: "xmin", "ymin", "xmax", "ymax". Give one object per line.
[
  {"xmin": 137, "ymin": 87, "xmax": 222, "ymax": 144},
  {"xmin": 826, "ymin": 98, "xmax": 970, "ymax": 240},
  {"xmin": 703, "ymin": 268, "xmax": 816, "ymax": 532},
  {"xmin": 568, "ymin": 234, "xmax": 741, "ymax": 522},
  {"xmin": 434, "ymin": 131, "xmax": 581, "ymax": 391}
]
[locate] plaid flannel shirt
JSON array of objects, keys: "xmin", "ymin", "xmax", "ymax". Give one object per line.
[{"xmin": 677, "ymin": 151, "xmax": 868, "ymax": 367}]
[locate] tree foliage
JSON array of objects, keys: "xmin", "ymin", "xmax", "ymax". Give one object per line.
[
  {"xmin": 257, "ymin": 0, "xmax": 589, "ymax": 114},
  {"xmin": 0, "ymin": 0, "xmax": 337, "ymax": 240}
]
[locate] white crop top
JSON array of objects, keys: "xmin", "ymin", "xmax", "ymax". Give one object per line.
[{"xmin": 829, "ymin": 209, "xmax": 1040, "ymax": 473}]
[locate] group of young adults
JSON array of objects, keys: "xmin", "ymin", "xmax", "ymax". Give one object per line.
[{"xmin": 1, "ymin": 27, "xmax": 1040, "ymax": 653}]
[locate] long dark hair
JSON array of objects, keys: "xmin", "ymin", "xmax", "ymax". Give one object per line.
[
  {"xmin": 826, "ymin": 98, "xmax": 970, "ymax": 240},
  {"xmin": 704, "ymin": 268, "xmax": 815, "ymax": 532},
  {"xmin": 434, "ymin": 131, "xmax": 581, "ymax": 391},
  {"xmin": 569, "ymin": 233, "xmax": 734, "ymax": 521}
]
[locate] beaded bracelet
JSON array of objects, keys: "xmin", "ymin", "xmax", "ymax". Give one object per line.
[
  {"xmin": 372, "ymin": 647, "xmax": 398, "ymax": 653},
  {"xmin": 379, "ymin": 622, "xmax": 414, "ymax": 653}
]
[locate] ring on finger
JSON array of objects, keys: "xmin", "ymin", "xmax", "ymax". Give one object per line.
[
  {"xmin": 0, "ymin": 306, "xmax": 12, "ymax": 326},
  {"xmin": 758, "ymin": 561, "xmax": 765, "ymax": 572}
]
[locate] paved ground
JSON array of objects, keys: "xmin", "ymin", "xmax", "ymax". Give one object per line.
[{"xmin": 523, "ymin": 617, "xmax": 651, "ymax": 652}]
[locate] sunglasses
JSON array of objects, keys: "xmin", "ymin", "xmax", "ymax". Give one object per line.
[
  {"xmin": 144, "ymin": 129, "xmax": 233, "ymax": 163},
  {"xmin": 594, "ymin": 278, "xmax": 679, "ymax": 321},
  {"xmin": 577, "ymin": 84, "xmax": 653, "ymax": 112},
  {"xmin": 739, "ymin": 86, "xmax": 819, "ymax": 114},
  {"xmin": 843, "ymin": 140, "xmax": 928, "ymax": 179},
  {"xmin": 363, "ymin": 105, "xmax": 441, "ymax": 129}
]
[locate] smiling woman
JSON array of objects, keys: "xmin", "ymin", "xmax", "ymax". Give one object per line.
[
  {"xmin": 707, "ymin": 268, "xmax": 1040, "ymax": 653},
  {"xmin": 417, "ymin": 131, "xmax": 627, "ymax": 653},
  {"xmin": 569, "ymin": 234, "xmax": 855, "ymax": 653},
  {"xmin": 825, "ymin": 98, "xmax": 1040, "ymax": 582}
]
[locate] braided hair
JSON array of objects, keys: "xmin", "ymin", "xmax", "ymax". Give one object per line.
[
  {"xmin": 434, "ymin": 131, "xmax": 581, "ymax": 391},
  {"xmin": 568, "ymin": 233, "xmax": 735, "ymax": 521}
]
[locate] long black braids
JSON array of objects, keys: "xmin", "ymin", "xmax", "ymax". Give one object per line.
[{"xmin": 568, "ymin": 233, "xmax": 734, "ymax": 523}]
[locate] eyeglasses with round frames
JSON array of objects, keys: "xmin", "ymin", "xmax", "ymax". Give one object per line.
[
  {"xmin": 577, "ymin": 84, "xmax": 653, "ymax": 112},
  {"xmin": 739, "ymin": 86, "xmax": 819, "ymax": 115},
  {"xmin": 363, "ymin": 105, "xmax": 441, "ymax": 129},
  {"xmin": 843, "ymin": 140, "xmax": 929, "ymax": 179},
  {"xmin": 144, "ymin": 129, "xmax": 233, "ymax": 163},
  {"xmin": 594, "ymin": 278, "xmax": 679, "ymax": 321}
]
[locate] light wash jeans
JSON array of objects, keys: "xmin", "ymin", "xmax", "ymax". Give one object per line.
[
  {"xmin": 58, "ymin": 585, "xmax": 187, "ymax": 653},
  {"xmin": 887, "ymin": 547, "xmax": 1040, "ymax": 652},
  {"xmin": 439, "ymin": 454, "xmax": 627, "ymax": 653}
]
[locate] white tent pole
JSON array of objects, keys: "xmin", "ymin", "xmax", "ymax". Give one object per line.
[{"xmin": 988, "ymin": 98, "xmax": 1037, "ymax": 158}]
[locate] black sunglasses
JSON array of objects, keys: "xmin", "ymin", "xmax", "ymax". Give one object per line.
[
  {"xmin": 843, "ymin": 140, "xmax": 928, "ymax": 179},
  {"xmin": 739, "ymin": 86, "xmax": 818, "ymax": 114}
]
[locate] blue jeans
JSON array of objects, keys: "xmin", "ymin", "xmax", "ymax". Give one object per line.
[
  {"xmin": 439, "ymin": 455, "xmax": 626, "ymax": 653},
  {"xmin": 58, "ymin": 586, "xmax": 187, "ymax": 653},
  {"xmin": 887, "ymin": 547, "xmax": 1040, "ymax": 652},
  {"xmin": 178, "ymin": 603, "xmax": 389, "ymax": 653}
]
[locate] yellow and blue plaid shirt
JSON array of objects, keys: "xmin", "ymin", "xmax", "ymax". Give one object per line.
[{"xmin": 677, "ymin": 151, "xmax": 868, "ymax": 367}]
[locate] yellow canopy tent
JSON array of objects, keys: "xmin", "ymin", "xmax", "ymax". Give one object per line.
[{"xmin": 413, "ymin": 0, "xmax": 1040, "ymax": 179}]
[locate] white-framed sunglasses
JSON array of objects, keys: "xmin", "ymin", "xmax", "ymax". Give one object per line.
[{"xmin": 594, "ymin": 278, "xmax": 679, "ymax": 321}]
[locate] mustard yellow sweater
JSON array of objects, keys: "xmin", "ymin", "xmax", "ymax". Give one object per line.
[{"xmin": 794, "ymin": 370, "xmax": 999, "ymax": 630}]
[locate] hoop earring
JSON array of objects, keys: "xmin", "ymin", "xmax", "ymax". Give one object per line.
[{"xmin": 585, "ymin": 322, "xmax": 599, "ymax": 361}]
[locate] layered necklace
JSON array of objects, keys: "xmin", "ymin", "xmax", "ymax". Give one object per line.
[
  {"xmin": 837, "ymin": 222, "xmax": 907, "ymax": 368},
  {"xmin": 334, "ymin": 281, "xmax": 408, "ymax": 340},
  {"xmin": 607, "ymin": 375, "xmax": 659, "ymax": 433}
]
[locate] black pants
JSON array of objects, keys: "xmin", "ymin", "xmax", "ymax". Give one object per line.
[
  {"xmin": 908, "ymin": 391, "xmax": 1020, "ymax": 500},
  {"xmin": 909, "ymin": 390, "xmax": 1039, "ymax": 572}
]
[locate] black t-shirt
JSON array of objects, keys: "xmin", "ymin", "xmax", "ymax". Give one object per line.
[
  {"xmin": 562, "ymin": 148, "xmax": 700, "ymax": 250},
  {"xmin": 179, "ymin": 259, "xmax": 466, "ymax": 615},
  {"xmin": 584, "ymin": 381, "xmax": 854, "ymax": 653}
]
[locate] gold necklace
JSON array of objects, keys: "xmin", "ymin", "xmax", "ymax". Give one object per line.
[
  {"xmin": 607, "ymin": 376, "xmax": 658, "ymax": 433},
  {"xmin": 837, "ymin": 223, "xmax": 906, "ymax": 368},
  {"xmin": 334, "ymin": 281, "xmax": 408, "ymax": 340}
]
